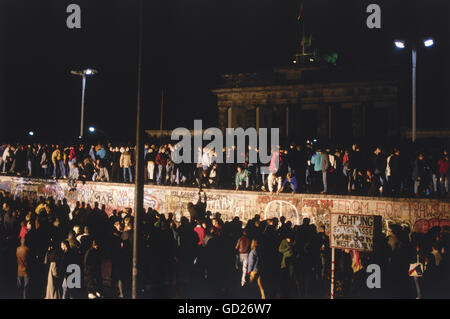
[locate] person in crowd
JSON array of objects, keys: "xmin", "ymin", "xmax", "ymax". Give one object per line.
[
  {"xmin": 350, "ymin": 144, "xmax": 363, "ymax": 192},
  {"xmin": 262, "ymin": 147, "xmax": 281, "ymax": 194},
  {"xmin": 120, "ymin": 147, "xmax": 133, "ymax": 183},
  {"xmin": 93, "ymin": 160, "xmax": 110, "ymax": 182},
  {"xmin": 438, "ymin": 150, "xmax": 449, "ymax": 196},
  {"xmin": 235, "ymin": 229, "xmax": 250, "ymax": 287},
  {"xmin": 12, "ymin": 145, "xmax": 27, "ymax": 176},
  {"xmin": 372, "ymin": 147, "xmax": 386, "ymax": 195},
  {"xmin": 201, "ymin": 147, "xmax": 213, "ymax": 174},
  {"xmin": 16, "ymin": 237, "xmax": 31, "ymax": 299},
  {"xmin": 409, "ymin": 244, "xmax": 426, "ymax": 299},
  {"xmin": 193, "ymin": 219, "xmax": 205, "ymax": 246},
  {"xmin": 412, "ymin": 153, "xmax": 426, "ymax": 197},
  {"xmin": 278, "ymin": 233, "xmax": 299, "ymax": 298},
  {"xmin": 52, "ymin": 145, "xmax": 66, "ymax": 179},
  {"xmin": 45, "ymin": 241, "xmax": 63, "ymax": 299},
  {"xmin": 67, "ymin": 146, "xmax": 77, "ymax": 176},
  {"xmin": 277, "ymin": 172, "xmax": 298, "ymax": 194},
  {"xmin": 1, "ymin": 144, "xmax": 11, "ymax": 173},
  {"xmin": 89, "ymin": 145, "xmax": 96, "ymax": 162},
  {"xmin": 311, "ymin": 149, "xmax": 322, "ymax": 192},
  {"xmin": 96, "ymin": 144, "xmax": 106, "ymax": 161},
  {"xmin": 84, "ymin": 239, "xmax": 102, "ymax": 299},
  {"xmin": 388, "ymin": 148, "xmax": 402, "ymax": 196},
  {"xmin": 26, "ymin": 145, "xmax": 36, "ymax": 177},
  {"xmin": 327, "ymin": 149, "xmax": 337, "ymax": 193},
  {"xmin": 208, "ymin": 163, "xmax": 218, "ymax": 188},
  {"xmin": 166, "ymin": 146, "xmax": 176, "ymax": 185},
  {"xmin": 155, "ymin": 146, "xmax": 168, "ymax": 185},
  {"xmin": 320, "ymin": 149, "xmax": 330, "ymax": 194},
  {"xmin": 248, "ymin": 239, "xmax": 265, "ymax": 299},
  {"xmin": 145, "ymin": 145, "xmax": 156, "ymax": 183},
  {"xmin": 109, "ymin": 147, "xmax": 121, "ymax": 182},
  {"xmin": 364, "ymin": 169, "xmax": 381, "ymax": 196},
  {"xmin": 342, "ymin": 149, "xmax": 351, "ymax": 192},
  {"xmin": 235, "ymin": 166, "xmax": 250, "ymax": 190},
  {"xmin": 317, "ymin": 225, "xmax": 330, "ymax": 285},
  {"xmin": 39, "ymin": 146, "xmax": 50, "ymax": 178},
  {"xmin": 60, "ymin": 240, "xmax": 80, "ymax": 299}
]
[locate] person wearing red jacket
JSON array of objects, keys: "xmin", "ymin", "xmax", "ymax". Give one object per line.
[
  {"xmin": 437, "ymin": 150, "xmax": 449, "ymax": 196},
  {"xmin": 265, "ymin": 147, "xmax": 282, "ymax": 194},
  {"xmin": 193, "ymin": 220, "xmax": 205, "ymax": 246},
  {"xmin": 68, "ymin": 146, "xmax": 77, "ymax": 177},
  {"xmin": 155, "ymin": 146, "xmax": 168, "ymax": 185},
  {"xmin": 235, "ymin": 230, "xmax": 250, "ymax": 286}
]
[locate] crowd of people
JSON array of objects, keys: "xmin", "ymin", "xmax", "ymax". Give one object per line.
[
  {"xmin": 0, "ymin": 141, "xmax": 449, "ymax": 198},
  {"xmin": 0, "ymin": 189, "xmax": 449, "ymax": 299}
]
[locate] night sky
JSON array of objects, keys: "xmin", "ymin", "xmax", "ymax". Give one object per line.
[{"xmin": 0, "ymin": 0, "xmax": 449, "ymax": 142}]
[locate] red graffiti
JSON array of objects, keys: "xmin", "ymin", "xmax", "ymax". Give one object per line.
[
  {"xmin": 409, "ymin": 202, "xmax": 450, "ymax": 220},
  {"xmin": 413, "ymin": 218, "xmax": 450, "ymax": 233},
  {"xmin": 303, "ymin": 199, "xmax": 334, "ymax": 209}
]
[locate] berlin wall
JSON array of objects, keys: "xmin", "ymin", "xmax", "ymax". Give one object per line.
[{"xmin": 1, "ymin": 176, "xmax": 449, "ymax": 233}]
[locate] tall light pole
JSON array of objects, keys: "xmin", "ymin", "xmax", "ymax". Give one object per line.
[
  {"xmin": 395, "ymin": 38, "xmax": 434, "ymax": 142},
  {"xmin": 71, "ymin": 68, "xmax": 98, "ymax": 139},
  {"xmin": 132, "ymin": 0, "xmax": 145, "ymax": 300}
]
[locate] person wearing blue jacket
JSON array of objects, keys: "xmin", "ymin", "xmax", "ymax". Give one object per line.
[
  {"xmin": 96, "ymin": 145, "xmax": 106, "ymax": 160},
  {"xmin": 278, "ymin": 173, "xmax": 298, "ymax": 194},
  {"xmin": 311, "ymin": 150, "xmax": 322, "ymax": 192},
  {"xmin": 247, "ymin": 239, "xmax": 265, "ymax": 299}
]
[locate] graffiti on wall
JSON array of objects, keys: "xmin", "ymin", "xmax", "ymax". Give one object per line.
[
  {"xmin": 263, "ymin": 200, "xmax": 300, "ymax": 225},
  {"xmin": 1, "ymin": 176, "xmax": 449, "ymax": 232},
  {"xmin": 301, "ymin": 197, "xmax": 450, "ymax": 232}
]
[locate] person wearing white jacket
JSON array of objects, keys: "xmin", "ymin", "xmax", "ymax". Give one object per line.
[
  {"xmin": 1, "ymin": 145, "xmax": 10, "ymax": 172},
  {"xmin": 201, "ymin": 148, "xmax": 213, "ymax": 171},
  {"xmin": 385, "ymin": 153, "xmax": 393, "ymax": 183}
]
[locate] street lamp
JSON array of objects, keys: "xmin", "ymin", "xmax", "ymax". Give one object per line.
[
  {"xmin": 394, "ymin": 40, "xmax": 406, "ymax": 49},
  {"xmin": 88, "ymin": 125, "xmax": 109, "ymax": 136},
  {"xmin": 424, "ymin": 38, "xmax": 434, "ymax": 47},
  {"xmin": 71, "ymin": 68, "xmax": 98, "ymax": 139},
  {"xmin": 394, "ymin": 38, "xmax": 434, "ymax": 142}
]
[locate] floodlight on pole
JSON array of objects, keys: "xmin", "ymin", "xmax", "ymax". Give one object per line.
[
  {"xmin": 394, "ymin": 40, "xmax": 406, "ymax": 49},
  {"xmin": 89, "ymin": 126, "xmax": 95, "ymax": 133},
  {"xmin": 393, "ymin": 38, "xmax": 434, "ymax": 142},
  {"xmin": 71, "ymin": 68, "xmax": 98, "ymax": 139},
  {"xmin": 424, "ymin": 38, "xmax": 434, "ymax": 47}
]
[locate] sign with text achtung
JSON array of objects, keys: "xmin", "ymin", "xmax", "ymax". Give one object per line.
[{"xmin": 330, "ymin": 214, "xmax": 374, "ymax": 252}]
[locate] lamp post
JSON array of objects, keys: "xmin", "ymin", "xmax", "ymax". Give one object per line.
[
  {"xmin": 132, "ymin": 0, "xmax": 145, "ymax": 299},
  {"xmin": 71, "ymin": 68, "xmax": 98, "ymax": 139},
  {"xmin": 395, "ymin": 38, "xmax": 434, "ymax": 142}
]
